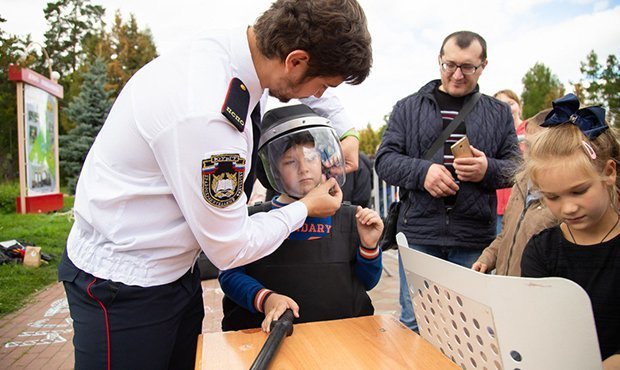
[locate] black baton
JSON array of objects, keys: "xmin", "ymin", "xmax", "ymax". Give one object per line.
[{"xmin": 249, "ymin": 309, "xmax": 295, "ymax": 370}]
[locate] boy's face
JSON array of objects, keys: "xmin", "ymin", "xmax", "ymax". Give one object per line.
[{"xmin": 278, "ymin": 143, "xmax": 323, "ymax": 197}]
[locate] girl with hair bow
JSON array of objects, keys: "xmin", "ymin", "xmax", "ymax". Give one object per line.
[{"xmin": 520, "ymin": 93, "xmax": 620, "ymax": 368}]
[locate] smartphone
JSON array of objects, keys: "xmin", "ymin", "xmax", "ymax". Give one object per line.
[{"xmin": 451, "ymin": 136, "xmax": 473, "ymax": 158}]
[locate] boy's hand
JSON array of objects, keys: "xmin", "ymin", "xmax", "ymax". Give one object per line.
[
  {"xmin": 300, "ymin": 177, "xmax": 343, "ymax": 217},
  {"xmin": 355, "ymin": 206, "xmax": 384, "ymax": 249},
  {"xmin": 262, "ymin": 293, "xmax": 299, "ymax": 333}
]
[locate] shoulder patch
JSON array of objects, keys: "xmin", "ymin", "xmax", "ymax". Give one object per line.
[
  {"xmin": 221, "ymin": 78, "xmax": 250, "ymax": 132},
  {"xmin": 202, "ymin": 154, "xmax": 246, "ymax": 208}
]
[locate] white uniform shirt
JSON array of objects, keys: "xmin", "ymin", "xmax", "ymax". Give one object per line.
[{"xmin": 67, "ymin": 27, "xmax": 354, "ymax": 287}]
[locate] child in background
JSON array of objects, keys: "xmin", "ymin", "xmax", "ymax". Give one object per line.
[
  {"xmin": 520, "ymin": 94, "xmax": 620, "ymax": 367},
  {"xmin": 494, "ymin": 89, "xmax": 526, "ymax": 234},
  {"xmin": 472, "ymin": 108, "xmax": 558, "ymax": 276},
  {"xmin": 219, "ymin": 105, "xmax": 384, "ymax": 332}
]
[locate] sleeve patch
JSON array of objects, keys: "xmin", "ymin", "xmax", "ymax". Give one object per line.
[
  {"xmin": 202, "ymin": 153, "xmax": 246, "ymax": 208},
  {"xmin": 221, "ymin": 78, "xmax": 250, "ymax": 132}
]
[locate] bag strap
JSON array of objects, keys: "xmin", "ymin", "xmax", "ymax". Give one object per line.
[{"xmin": 422, "ymin": 92, "xmax": 481, "ymax": 161}]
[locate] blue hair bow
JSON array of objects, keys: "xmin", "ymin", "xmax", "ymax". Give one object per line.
[{"xmin": 541, "ymin": 93, "xmax": 608, "ymax": 139}]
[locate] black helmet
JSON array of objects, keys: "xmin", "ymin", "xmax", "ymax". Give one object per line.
[{"xmin": 258, "ymin": 104, "xmax": 345, "ymax": 198}]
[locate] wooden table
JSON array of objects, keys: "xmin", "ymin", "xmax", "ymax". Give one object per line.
[{"xmin": 195, "ymin": 315, "xmax": 459, "ymax": 369}]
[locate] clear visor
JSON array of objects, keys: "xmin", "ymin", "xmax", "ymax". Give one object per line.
[{"xmin": 259, "ymin": 126, "xmax": 345, "ymax": 198}]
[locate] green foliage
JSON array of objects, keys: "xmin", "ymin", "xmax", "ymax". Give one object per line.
[
  {"xmin": 0, "ymin": 181, "xmax": 19, "ymax": 214},
  {"xmin": 0, "ymin": 20, "xmax": 30, "ymax": 181},
  {"xmin": 105, "ymin": 12, "xmax": 158, "ymax": 97},
  {"xmin": 521, "ymin": 62, "xmax": 565, "ymax": 119},
  {"xmin": 359, "ymin": 124, "xmax": 382, "ymax": 156},
  {"xmin": 0, "ymin": 203, "xmax": 74, "ymax": 316},
  {"xmin": 43, "ymin": 0, "xmax": 106, "ymax": 135},
  {"xmin": 43, "ymin": 0, "xmax": 106, "ymax": 77},
  {"xmin": 358, "ymin": 113, "xmax": 389, "ymax": 157},
  {"xmin": 60, "ymin": 10, "xmax": 158, "ymax": 132},
  {"xmin": 59, "ymin": 58, "xmax": 112, "ymax": 193},
  {"xmin": 574, "ymin": 50, "xmax": 620, "ymax": 126}
]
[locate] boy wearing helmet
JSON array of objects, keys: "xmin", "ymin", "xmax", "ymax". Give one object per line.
[{"xmin": 219, "ymin": 105, "xmax": 384, "ymax": 331}]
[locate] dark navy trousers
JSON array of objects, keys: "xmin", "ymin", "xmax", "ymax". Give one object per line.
[{"xmin": 59, "ymin": 250, "xmax": 204, "ymax": 370}]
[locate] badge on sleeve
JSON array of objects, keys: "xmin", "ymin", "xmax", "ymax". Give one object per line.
[
  {"xmin": 221, "ymin": 78, "xmax": 250, "ymax": 132},
  {"xmin": 202, "ymin": 154, "xmax": 246, "ymax": 208}
]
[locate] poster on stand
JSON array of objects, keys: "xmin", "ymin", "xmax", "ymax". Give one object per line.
[
  {"xmin": 24, "ymin": 84, "xmax": 57, "ymax": 195},
  {"xmin": 9, "ymin": 64, "xmax": 64, "ymax": 213}
]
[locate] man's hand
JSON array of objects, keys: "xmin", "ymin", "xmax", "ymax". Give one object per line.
[
  {"xmin": 340, "ymin": 136, "xmax": 359, "ymax": 173},
  {"xmin": 262, "ymin": 293, "xmax": 299, "ymax": 333},
  {"xmin": 453, "ymin": 145, "xmax": 488, "ymax": 183},
  {"xmin": 423, "ymin": 164, "xmax": 459, "ymax": 198},
  {"xmin": 355, "ymin": 206, "xmax": 384, "ymax": 249},
  {"xmin": 300, "ymin": 177, "xmax": 343, "ymax": 217},
  {"xmin": 472, "ymin": 261, "xmax": 488, "ymax": 273}
]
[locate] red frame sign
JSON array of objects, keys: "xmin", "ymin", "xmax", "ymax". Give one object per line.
[{"xmin": 9, "ymin": 64, "xmax": 64, "ymax": 213}]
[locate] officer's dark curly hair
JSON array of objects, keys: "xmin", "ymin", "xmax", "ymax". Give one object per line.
[{"xmin": 254, "ymin": 0, "xmax": 372, "ymax": 85}]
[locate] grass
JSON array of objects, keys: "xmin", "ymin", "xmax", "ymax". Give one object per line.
[{"xmin": 0, "ymin": 188, "xmax": 74, "ymax": 317}]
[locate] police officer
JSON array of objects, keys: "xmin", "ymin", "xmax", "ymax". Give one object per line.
[{"xmin": 58, "ymin": 1, "xmax": 372, "ymax": 369}]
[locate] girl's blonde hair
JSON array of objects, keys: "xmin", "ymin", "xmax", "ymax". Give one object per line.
[{"xmin": 523, "ymin": 123, "xmax": 620, "ymax": 209}]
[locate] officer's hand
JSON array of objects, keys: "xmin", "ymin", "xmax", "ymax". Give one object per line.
[
  {"xmin": 340, "ymin": 136, "xmax": 359, "ymax": 173},
  {"xmin": 454, "ymin": 146, "xmax": 488, "ymax": 183},
  {"xmin": 356, "ymin": 206, "xmax": 384, "ymax": 249},
  {"xmin": 300, "ymin": 177, "xmax": 343, "ymax": 217},
  {"xmin": 423, "ymin": 164, "xmax": 459, "ymax": 198},
  {"xmin": 262, "ymin": 293, "xmax": 299, "ymax": 333}
]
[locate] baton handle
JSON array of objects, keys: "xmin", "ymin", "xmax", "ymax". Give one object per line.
[{"xmin": 249, "ymin": 309, "xmax": 295, "ymax": 370}]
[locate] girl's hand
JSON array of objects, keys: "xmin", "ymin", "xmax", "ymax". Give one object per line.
[
  {"xmin": 472, "ymin": 261, "xmax": 488, "ymax": 273},
  {"xmin": 261, "ymin": 293, "xmax": 300, "ymax": 333}
]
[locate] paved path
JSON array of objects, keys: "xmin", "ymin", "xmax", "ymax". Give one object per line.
[{"xmin": 0, "ymin": 251, "xmax": 400, "ymax": 369}]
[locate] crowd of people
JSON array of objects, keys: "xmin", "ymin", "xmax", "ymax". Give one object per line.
[
  {"xmin": 56, "ymin": 0, "xmax": 618, "ymax": 369},
  {"xmin": 375, "ymin": 28, "xmax": 618, "ymax": 368}
]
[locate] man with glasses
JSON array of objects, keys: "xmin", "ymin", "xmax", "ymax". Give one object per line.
[{"xmin": 375, "ymin": 31, "xmax": 519, "ymax": 331}]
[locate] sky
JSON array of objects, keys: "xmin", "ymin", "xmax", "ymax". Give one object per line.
[{"xmin": 3, "ymin": 0, "xmax": 620, "ymax": 130}]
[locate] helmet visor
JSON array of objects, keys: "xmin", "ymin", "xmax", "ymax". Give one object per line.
[{"xmin": 259, "ymin": 126, "xmax": 345, "ymax": 198}]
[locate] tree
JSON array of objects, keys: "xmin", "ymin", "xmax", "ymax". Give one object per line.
[
  {"xmin": 59, "ymin": 58, "xmax": 112, "ymax": 193},
  {"xmin": 521, "ymin": 62, "xmax": 565, "ymax": 119},
  {"xmin": 0, "ymin": 17, "xmax": 34, "ymax": 180},
  {"xmin": 43, "ymin": 0, "xmax": 106, "ymax": 134},
  {"xmin": 575, "ymin": 51, "xmax": 620, "ymax": 126},
  {"xmin": 105, "ymin": 12, "xmax": 158, "ymax": 97},
  {"xmin": 602, "ymin": 54, "xmax": 620, "ymax": 126},
  {"xmin": 358, "ymin": 114, "xmax": 388, "ymax": 157},
  {"xmin": 43, "ymin": 0, "xmax": 105, "ymax": 78},
  {"xmin": 80, "ymin": 11, "xmax": 158, "ymax": 97},
  {"xmin": 578, "ymin": 51, "xmax": 604, "ymax": 104}
]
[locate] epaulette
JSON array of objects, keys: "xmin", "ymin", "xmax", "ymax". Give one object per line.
[{"xmin": 220, "ymin": 77, "xmax": 249, "ymax": 132}]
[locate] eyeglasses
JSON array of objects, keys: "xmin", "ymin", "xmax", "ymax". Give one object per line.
[{"xmin": 440, "ymin": 61, "xmax": 483, "ymax": 75}]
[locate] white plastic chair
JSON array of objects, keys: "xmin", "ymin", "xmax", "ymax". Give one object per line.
[{"xmin": 397, "ymin": 232, "xmax": 602, "ymax": 370}]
